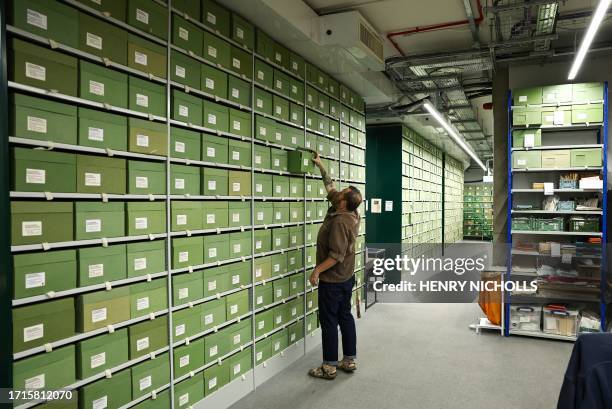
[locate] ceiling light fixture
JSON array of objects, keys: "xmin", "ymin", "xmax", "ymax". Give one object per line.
[
  {"xmin": 568, "ymin": 0, "xmax": 612, "ymax": 80},
  {"xmin": 423, "ymin": 102, "xmax": 486, "ymax": 170}
]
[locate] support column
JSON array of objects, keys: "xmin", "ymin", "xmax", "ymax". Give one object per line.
[{"xmin": 492, "ymin": 67, "xmax": 509, "ymax": 266}]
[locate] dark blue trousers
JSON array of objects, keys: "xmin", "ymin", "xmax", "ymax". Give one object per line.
[{"xmin": 318, "ymin": 276, "xmax": 357, "ymax": 365}]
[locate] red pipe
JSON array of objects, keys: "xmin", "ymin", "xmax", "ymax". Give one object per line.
[{"xmin": 386, "ymin": 0, "xmax": 484, "ymax": 56}]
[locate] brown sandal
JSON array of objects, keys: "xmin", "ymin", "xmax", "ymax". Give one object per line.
[
  {"xmin": 308, "ymin": 364, "xmax": 337, "ymax": 380},
  {"xmin": 338, "ymin": 359, "xmax": 357, "ymax": 373}
]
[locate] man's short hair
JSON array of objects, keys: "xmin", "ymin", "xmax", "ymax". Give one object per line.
[{"xmin": 345, "ymin": 186, "xmax": 362, "ymax": 211}]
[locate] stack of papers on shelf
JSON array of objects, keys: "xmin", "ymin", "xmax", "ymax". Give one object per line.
[{"xmin": 579, "ymin": 176, "xmax": 603, "ymax": 190}]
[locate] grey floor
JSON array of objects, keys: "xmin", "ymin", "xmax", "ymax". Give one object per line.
[{"xmin": 231, "ymin": 303, "xmax": 574, "ymax": 409}]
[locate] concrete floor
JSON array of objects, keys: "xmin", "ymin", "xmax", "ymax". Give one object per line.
[{"xmin": 231, "ymin": 303, "xmax": 574, "ymax": 409}]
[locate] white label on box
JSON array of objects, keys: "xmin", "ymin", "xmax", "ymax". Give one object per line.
[
  {"xmin": 179, "ymin": 27, "xmax": 189, "ymax": 41},
  {"xmin": 27, "ymin": 116, "xmax": 47, "ymax": 133},
  {"xmin": 230, "ymin": 304, "xmax": 238, "ymax": 314},
  {"xmin": 179, "ymin": 393, "xmax": 189, "ymax": 407},
  {"xmin": 208, "ymin": 247, "xmax": 217, "ymax": 258},
  {"xmin": 208, "ymin": 114, "xmax": 217, "ymax": 125},
  {"xmin": 275, "ymin": 52, "xmax": 282, "ymax": 62},
  {"xmin": 206, "ymin": 147, "xmax": 216, "ymax": 158},
  {"xmin": 85, "ymin": 172, "xmax": 102, "ymax": 187},
  {"xmin": 232, "ymin": 212, "xmax": 240, "ymax": 222},
  {"xmin": 232, "ymin": 182, "xmax": 241, "ymax": 192},
  {"xmin": 207, "ymin": 46, "xmax": 217, "ymax": 59},
  {"xmin": 236, "ymin": 27, "xmax": 244, "ymax": 39},
  {"xmin": 518, "ymin": 95, "xmax": 528, "ymax": 102},
  {"xmin": 274, "ymin": 341, "xmax": 280, "ymax": 351},
  {"xmin": 136, "ymin": 337, "xmax": 149, "ymax": 351},
  {"xmin": 291, "ymin": 85, "xmax": 298, "ymax": 94},
  {"xmin": 275, "ymin": 238, "xmax": 281, "ymax": 246},
  {"xmin": 577, "ymin": 112, "xmax": 587, "ymax": 120},
  {"xmin": 291, "ymin": 236, "xmax": 296, "ymax": 244},
  {"xmin": 88, "ymin": 127, "xmax": 104, "ymax": 142},
  {"xmin": 136, "ymin": 296, "xmax": 149, "ymax": 311},
  {"xmin": 308, "ymin": 300, "xmax": 312, "ymax": 308},
  {"xmin": 290, "ymin": 333, "xmax": 296, "ymax": 342},
  {"xmin": 292, "ymin": 112, "xmax": 297, "ymax": 121},
  {"xmin": 233, "ymin": 244, "xmax": 241, "ymax": 254},
  {"xmin": 207, "ymin": 213, "xmax": 216, "ymax": 224},
  {"xmin": 86, "ymin": 32, "xmax": 103, "ymax": 50},
  {"xmin": 256, "ymin": 183, "xmax": 263, "ymax": 193},
  {"xmin": 273, "ymin": 264, "xmax": 279, "ymax": 273},
  {"xmin": 176, "ymin": 214, "xmax": 187, "ymax": 226},
  {"xmin": 319, "ymin": 123, "xmax": 324, "ymax": 130},
  {"xmin": 139, "ymin": 375, "xmax": 152, "ymax": 391},
  {"xmin": 179, "ymin": 251, "xmax": 189, "ymax": 263},
  {"xmin": 233, "ymin": 334, "xmax": 241, "ymax": 345},
  {"xmin": 260, "ymin": 127, "xmax": 267, "ymax": 137},
  {"xmin": 231, "ymin": 88, "xmax": 240, "ymax": 98},
  {"xmin": 257, "ymin": 212, "xmax": 264, "ymax": 221},
  {"xmin": 232, "ymin": 274, "xmax": 240, "ymax": 284},
  {"xmin": 89, "ymin": 80, "xmax": 105, "ymax": 96},
  {"xmin": 275, "ymin": 212, "xmax": 281, "ymax": 220},
  {"xmin": 25, "ymin": 62, "xmax": 46, "ymax": 81},
  {"xmin": 175, "ymin": 141, "xmax": 186, "ymax": 153},
  {"xmin": 275, "ymin": 316, "xmax": 281, "ymax": 324},
  {"xmin": 275, "ymin": 185, "xmax": 281, "ymax": 194},
  {"xmin": 256, "ymin": 268, "xmax": 262, "ymax": 278},
  {"xmin": 291, "ymin": 281, "xmax": 297, "ymax": 289},
  {"xmin": 90, "ymin": 352, "xmax": 106, "ymax": 369},
  {"xmin": 136, "ymin": 93, "xmax": 149, "ymax": 108},
  {"xmin": 134, "ymin": 51, "xmax": 148, "ymax": 66},
  {"xmin": 179, "ymin": 104, "xmax": 189, "ymax": 117},
  {"xmin": 175, "ymin": 324, "xmax": 185, "ymax": 336},
  {"xmin": 306, "ymin": 210, "xmax": 311, "ymax": 218},
  {"xmin": 134, "ymin": 217, "xmax": 149, "ymax": 230},
  {"xmin": 207, "ymin": 278, "xmax": 219, "ymax": 292},
  {"xmin": 517, "ymin": 159, "xmax": 526, "ymax": 166},
  {"xmin": 275, "ymin": 80, "xmax": 282, "ymax": 89},
  {"xmin": 91, "ymin": 307, "xmax": 107, "ymax": 323},
  {"xmin": 553, "ymin": 110, "xmax": 565, "ymax": 125},
  {"xmin": 205, "ymin": 78, "xmax": 215, "ymax": 90},
  {"xmin": 209, "ymin": 345, "xmax": 218, "ymax": 356},
  {"xmin": 233, "ymin": 120, "xmax": 241, "ymax": 131},
  {"xmin": 175, "ymin": 178, "xmax": 185, "ymax": 190},
  {"xmin": 179, "ymin": 354, "xmax": 190, "ymax": 368},
  {"xmin": 204, "ymin": 314, "xmax": 214, "ymax": 325},
  {"xmin": 257, "ymin": 70, "xmax": 265, "ymax": 81},
  {"xmin": 257, "ymin": 351, "xmax": 263, "ymax": 361},
  {"xmin": 275, "ymin": 105, "xmax": 282, "ymax": 115},
  {"xmin": 134, "ymin": 257, "xmax": 147, "ymax": 271},
  {"xmin": 25, "ymin": 272, "xmax": 45, "ymax": 289},
  {"xmin": 206, "ymin": 12, "xmax": 217, "ymax": 25},
  {"xmin": 135, "ymin": 176, "xmax": 149, "ymax": 189},
  {"xmin": 275, "ymin": 289, "xmax": 282, "ymax": 298},
  {"xmin": 256, "ymin": 99, "xmax": 264, "ymax": 108},
  {"xmin": 233, "ymin": 363, "xmax": 241, "ymax": 375},
  {"xmin": 23, "ymin": 323, "xmax": 44, "ymax": 342},
  {"xmin": 135, "ymin": 8, "xmax": 149, "ymax": 24},
  {"xmin": 27, "ymin": 9, "xmax": 48, "ymax": 30},
  {"xmin": 562, "ymin": 253, "xmax": 572, "ymax": 264},
  {"xmin": 26, "ymin": 168, "xmax": 45, "ymax": 185},
  {"xmin": 208, "ymin": 180, "xmax": 217, "ymax": 191},
  {"xmin": 86, "ymin": 219, "xmax": 102, "ymax": 233},
  {"xmin": 307, "ymin": 95, "xmax": 313, "ymax": 103},
  {"xmin": 290, "ymin": 257, "xmax": 295, "ymax": 264},
  {"xmin": 256, "ymin": 296, "xmax": 263, "ymax": 305},
  {"xmin": 88, "ymin": 263, "xmax": 104, "ymax": 278},
  {"xmin": 93, "ymin": 396, "xmax": 107, "ymax": 409},
  {"xmin": 232, "ymin": 151, "xmax": 240, "ymax": 161},
  {"xmin": 308, "ymin": 323, "xmax": 312, "ymax": 331},
  {"xmin": 209, "ymin": 377, "xmax": 217, "ymax": 389},
  {"xmin": 307, "ymin": 118, "xmax": 312, "ymax": 126},
  {"xmin": 136, "ymin": 133, "xmax": 149, "ymax": 147},
  {"xmin": 175, "ymin": 65, "xmax": 186, "ymax": 78}
]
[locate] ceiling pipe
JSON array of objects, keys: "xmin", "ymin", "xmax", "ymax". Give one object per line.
[{"xmin": 386, "ymin": 0, "xmax": 484, "ymax": 56}]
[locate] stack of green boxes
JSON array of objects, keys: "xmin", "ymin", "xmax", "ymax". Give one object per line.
[
  {"xmin": 463, "ymin": 183, "xmax": 493, "ymax": 239},
  {"xmin": 7, "ymin": 0, "xmax": 366, "ymax": 407},
  {"xmin": 444, "ymin": 155, "xmax": 464, "ymax": 244}
]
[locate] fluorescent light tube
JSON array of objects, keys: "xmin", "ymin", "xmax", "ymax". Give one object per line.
[
  {"xmin": 423, "ymin": 102, "xmax": 486, "ymax": 170},
  {"xmin": 568, "ymin": 0, "xmax": 612, "ymax": 80}
]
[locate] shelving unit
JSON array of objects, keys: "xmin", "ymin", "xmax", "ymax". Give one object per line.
[
  {"xmin": 443, "ymin": 155, "xmax": 464, "ymax": 244},
  {"xmin": 505, "ymin": 81, "xmax": 609, "ymax": 341},
  {"xmin": 3, "ymin": 1, "xmax": 367, "ymax": 408},
  {"xmin": 463, "ymin": 183, "xmax": 493, "ymax": 240}
]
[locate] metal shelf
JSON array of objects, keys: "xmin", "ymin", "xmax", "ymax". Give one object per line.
[
  {"xmin": 170, "ymin": 255, "xmax": 254, "ymax": 275},
  {"xmin": 11, "ymin": 233, "xmax": 168, "ymax": 253},
  {"xmin": 305, "ymin": 80, "xmax": 341, "ymax": 104},
  {"xmin": 254, "ymin": 111, "xmax": 305, "ymax": 131},
  {"xmin": 253, "ymin": 53, "xmax": 303, "ymax": 82},
  {"xmin": 512, "ymin": 144, "xmax": 603, "ymax": 152},
  {"xmin": 509, "ymin": 329, "xmax": 577, "ymax": 342},
  {"xmin": 169, "ymin": 156, "xmax": 250, "ymax": 171},
  {"xmin": 170, "ymin": 43, "xmax": 251, "ymax": 82},
  {"xmin": 171, "ymin": 312, "xmax": 253, "ymax": 349},
  {"xmin": 10, "ymin": 192, "xmax": 167, "ymax": 201},
  {"xmin": 511, "ymin": 230, "xmax": 602, "ymax": 237},
  {"xmin": 168, "ymin": 119, "xmax": 252, "ymax": 143},
  {"xmin": 511, "ymin": 123, "xmax": 604, "ymax": 131},
  {"xmin": 511, "ymin": 209, "xmax": 602, "ymax": 215},
  {"xmin": 170, "ymin": 80, "xmax": 252, "ymax": 113},
  {"xmin": 254, "ymin": 268, "xmax": 306, "ymax": 287},
  {"xmin": 511, "ymin": 166, "xmax": 603, "ymax": 173},
  {"xmin": 511, "ymin": 189, "xmax": 602, "ymax": 193},
  {"xmin": 255, "ymin": 83, "xmax": 304, "ymax": 107},
  {"xmin": 253, "ymin": 315, "xmax": 305, "ymax": 342}
]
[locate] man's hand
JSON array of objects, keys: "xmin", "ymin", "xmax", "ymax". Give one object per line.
[
  {"xmin": 312, "ymin": 151, "xmax": 323, "ymax": 168},
  {"xmin": 309, "ymin": 269, "xmax": 319, "ymax": 287}
]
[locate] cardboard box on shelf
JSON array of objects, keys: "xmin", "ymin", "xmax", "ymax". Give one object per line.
[
  {"xmin": 203, "ymin": 31, "xmax": 231, "ymax": 69},
  {"xmin": 203, "ymin": 201, "xmax": 229, "ymax": 229},
  {"xmin": 541, "ymin": 106, "xmax": 572, "ymax": 126},
  {"xmin": 202, "ymin": 167, "xmax": 229, "ymax": 196},
  {"xmin": 231, "ymin": 12, "xmax": 254, "ymax": 48},
  {"xmin": 171, "ymin": 49, "xmax": 200, "ymax": 90},
  {"xmin": 203, "ymin": 233, "xmax": 230, "ymax": 263},
  {"xmin": 273, "ymin": 95, "xmax": 290, "ymax": 121},
  {"xmin": 203, "ymin": 100, "xmax": 230, "ymax": 132},
  {"xmin": 270, "ymin": 148, "xmax": 288, "ymax": 172},
  {"xmin": 289, "ymin": 271, "xmax": 305, "ymax": 295},
  {"xmin": 228, "ymin": 139, "xmax": 252, "ymax": 167},
  {"xmin": 571, "ymin": 148, "xmax": 602, "ymax": 167},
  {"xmin": 230, "ymin": 45, "xmax": 252, "ymax": 79},
  {"xmin": 274, "ymin": 69, "xmax": 291, "ymax": 98},
  {"xmin": 78, "ymin": 12, "xmax": 127, "ymax": 64},
  {"xmin": 130, "ymin": 352, "xmax": 170, "ymax": 399},
  {"xmin": 75, "ymin": 201, "xmax": 125, "ymax": 240},
  {"xmin": 171, "ymin": 200, "xmax": 203, "ymax": 232},
  {"xmin": 130, "ymin": 278, "xmax": 168, "ymax": 319},
  {"xmin": 287, "ymin": 248, "xmax": 304, "ymax": 271},
  {"xmin": 127, "ymin": 0, "xmax": 168, "ymax": 40},
  {"xmin": 77, "ymin": 286, "xmax": 130, "ymax": 332},
  {"xmin": 229, "ymin": 347, "xmax": 252, "ymax": 381},
  {"xmin": 13, "ymin": 249, "xmax": 76, "ymax": 299},
  {"xmin": 79, "ymin": 61, "xmax": 128, "ymax": 108},
  {"xmin": 125, "ymin": 239, "xmax": 166, "ymax": 279},
  {"xmin": 572, "ymin": 82, "xmax": 604, "ymax": 103},
  {"xmin": 273, "ymin": 202, "xmax": 290, "ymax": 224},
  {"xmin": 204, "ymin": 360, "xmax": 229, "ymax": 395},
  {"xmin": 128, "ymin": 160, "xmax": 166, "ymax": 194},
  {"xmin": 289, "ymin": 225, "xmax": 304, "ymax": 247},
  {"xmin": 202, "ymin": 133, "xmax": 229, "ymax": 164},
  {"xmin": 541, "ymin": 150, "xmax": 571, "ymax": 168},
  {"xmin": 270, "ymin": 327, "xmax": 288, "ymax": 354},
  {"xmin": 273, "ymin": 277, "xmax": 290, "ymax": 301},
  {"xmin": 272, "ymin": 228, "xmax": 289, "ymax": 251},
  {"xmin": 201, "ymin": 63, "xmax": 228, "ymax": 99},
  {"xmin": 173, "ymin": 338, "xmax": 205, "ymax": 379},
  {"xmin": 76, "ymin": 329, "xmax": 128, "ymax": 379},
  {"xmin": 571, "ymin": 103, "xmax": 604, "ymax": 124},
  {"xmin": 271, "ymin": 253, "xmax": 288, "ymax": 276},
  {"xmin": 255, "ymin": 60, "xmax": 274, "ymax": 88},
  {"xmin": 229, "ymin": 108, "xmax": 252, "ymax": 137},
  {"xmin": 228, "ymin": 170, "xmax": 251, "ymax": 196},
  {"xmin": 171, "ymin": 127, "xmax": 201, "ymax": 161},
  {"xmin": 127, "ymin": 33, "xmax": 167, "ymax": 78},
  {"xmin": 254, "ymin": 256, "xmax": 272, "ymax": 283},
  {"xmin": 254, "ymin": 173, "xmax": 273, "ymax": 197},
  {"xmin": 172, "ymin": 306, "xmax": 201, "ymax": 342},
  {"xmin": 290, "ymin": 102, "xmax": 304, "ymax": 126},
  {"xmin": 129, "ymin": 76, "xmax": 166, "ymax": 117},
  {"xmin": 287, "ymin": 150, "xmax": 315, "ymax": 174},
  {"xmin": 170, "ymin": 164, "xmax": 201, "ymax": 195},
  {"xmin": 80, "ymin": 368, "xmax": 131, "ymax": 409},
  {"xmin": 171, "ymin": 236, "xmax": 204, "ymax": 269},
  {"xmin": 255, "ymin": 287, "xmax": 274, "ymax": 312},
  {"xmin": 173, "ymin": 369, "xmax": 204, "ymax": 408},
  {"xmin": 11, "ymin": 201, "xmax": 73, "ymax": 245},
  {"xmin": 76, "ymin": 154, "xmax": 126, "ymax": 194},
  {"xmin": 128, "ymin": 315, "xmax": 168, "ymax": 358},
  {"xmin": 200, "ymin": 297, "xmax": 226, "ymax": 331},
  {"xmin": 228, "ymin": 76, "xmax": 251, "ymax": 107},
  {"xmin": 226, "ymin": 288, "xmax": 250, "ymax": 320},
  {"xmin": 12, "ymin": 94, "xmax": 78, "ymax": 145},
  {"xmin": 228, "ymin": 201, "xmax": 251, "ymax": 227},
  {"xmin": 229, "ymin": 231, "xmax": 252, "ymax": 259},
  {"xmin": 172, "ymin": 89, "xmax": 203, "ymax": 126},
  {"xmin": 172, "ymin": 13, "xmax": 203, "ymax": 56},
  {"xmin": 12, "ymin": 0, "xmax": 78, "ymax": 46},
  {"xmin": 128, "ymin": 117, "xmax": 167, "ymax": 155},
  {"xmin": 512, "ymin": 150, "xmax": 542, "ymax": 169},
  {"xmin": 202, "ymin": 0, "xmax": 231, "ymax": 37},
  {"xmin": 254, "ymin": 201, "xmax": 274, "ymax": 225},
  {"xmin": 290, "ymin": 202, "xmax": 304, "ymax": 223},
  {"xmin": 12, "ymin": 147, "xmax": 76, "ymax": 193},
  {"xmin": 78, "ymin": 244, "xmax": 126, "ymax": 287},
  {"xmin": 255, "ymin": 88, "xmax": 274, "ymax": 116},
  {"xmin": 512, "ymin": 129, "xmax": 542, "ymax": 148},
  {"xmin": 78, "ymin": 108, "xmax": 128, "ymax": 151}
]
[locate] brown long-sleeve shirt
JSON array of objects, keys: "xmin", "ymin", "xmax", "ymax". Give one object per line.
[{"xmin": 316, "ymin": 192, "xmax": 360, "ymax": 283}]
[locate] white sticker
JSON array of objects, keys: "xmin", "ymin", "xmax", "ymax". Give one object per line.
[
  {"xmin": 236, "ymin": 27, "xmax": 244, "ymax": 39},
  {"xmin": 136, "ymin": 296, "xmax": 150, "ymax": 311},
  {"xmin": 179, "ymin": 354, "xmax": 190, "ymax": 368},
  {"xmin": 135, "ymin": 217, "xmax": 148, "ymax": 230},
  {"xmin": 85, "ymin": 172, "xmax": 102, "ymax": 187},
  {"xmin": 206, "ymin": 12, "xmax": 217, "ymax": 25},
  {"xmin": 232, "ymin": 213, "xmax": 240, "ymax": 222},
  {"xmin": 23, "ymin": 323, "xmax": 44, "ymax": 343},
  {"xmin": 256, "ymin": 211, "xmax": 264, "ymax": 221},
  {"xmin": 91, "ymin": 307, "xmax": 107, "ymax": 323},
  {"xmin": 27, "ymin": 116, "xmax": 47, "ymax": 133},
  {"xmin": 232, "ymin": 151, "xmax": 240, "ymax": 161},
  {"xmin": 174, "ymin": 141, "xmax": 186, "ymax": 153},
  {"xmin": 135, "ymin": 8, "xmax": 149, "ymax": 24},
  {"xmin": 256, "ymin": 296, "xmax": 263, "ymax": 305},
  {"xmin": 25, "ymin": 168, "xmax": 46, "ymax": 185},
  {"xmin": 273, "ymin": 264, "xmax": 279, "ymax": 273},
  {"xmin": 25, "ymin": 62, "xmax": 46, "ymax": 81},
  {"xmin": 174, "ymin": 178, "xmax": 185, "ymax": 190},
  {"xmin": 275, "ymin": 289, "xmax": 282, "ymax": 298},
  {"xmin": 136, "ymin": 337, "xmax": 150, "ymax": 351},
  {"xmin": 275, "ymin": 212, "xmax": 281, "ymax": 220},
  {"xmin": 90, "ymin": 352, "xmax": 106, "ymax": 369},
  {"xmin": 206, "ymin": 213, "xmax": 216, "ymax": 224},
  {"xmin": 88, "ymin": 127, "xmax": 104, "ymax": 142},
  {"xmin": 275, "ymin": 52, "xmax": 282, "ymax": 62},
  {"xmin": 208, "ymin": 247, "xmax": 217, "ymax": 258},
  {"xmin": 209, "ymin": 377, "xmax": 217, "ymax": 389},
  {"xmin": 26, "ymin": 9, "xmax": 48, "ymax": 30},
  {"xmin": 208, "ymin": 180, "xmax": 217, "ymax": 191},
  {"xmin": 178, "ymin": 27, "xmax": 189, "ymax": 41},
  {"xmin": 209, "ymin": 345, "xmax": 218, "ymax": 357},
  {"xmin": 179, "ymin": 251, "xmax": 189, "ymax": 263},
  {"xmin": 206, "ymin": 147, "xmax": 216, "ymax": 158},
  {"xmin": 275, "ymin": 106, "xmax": 282, "ymax": 116},
  {"xmin": 292, "ymin": 61, "xmax": 298, "ymax": 71},
  {"xmin": 134, "ymin": 257, "xmax": 147, "ymax": 271},
  {"xmin": 256, "ymin": 99, "xmax": 264, "ymax": 108},
  {"xmin": 179, "ymin": 393, "xmax": 189, "ymax": 407},
  {"xmin": 255, "ymin": 268, "xmax": 262, "ymax": 278},
  {"xmin": 232, "ymin": 182, "xmax": 241, "ymax": 192},
  {"xmin": 136, "ymin": 94, "xmax": 149, "ymax": 108},
  {"xmin": 553, "ymin": 110, "xmax": 565, "ymax": 125},
  {"xmin": 233, "ymin": 334, "xmax": 241, "ymax": 345},
  {"xmin": 208, "ymin": 281, "xmax": 217, "ymax": 291},
  {"xmin": 175, "ymin": 324, "xmax": 185, "ymax": 336},
  {"xmin": 233, "ymin": 363, "xmax": 241, "ymax": 375},
  {"xmin": 517, "ymin": 94, "xmax": 527, "ymax": 102},
  {"xmin": 257, "ymin": 70, "xmax": 265, "ymax": 81},
  {"xmin": 88, "ymin": 263, "xmax": 104, "ymax": 278},
  {"xmin": 85, "ymin": 219, "xmax": 102, "ymax": 233},
  {"xmin": 176, "ymin": 214, "xmax": 187, "ymax": 226},
  {"xmin": 517, "ymin": 159, "xmax": 526, "ymax": 166},
  {"xmin": 207, "ymin": 45, "xmax": 217, "ymax": 59},
  {"xmin": 276, "ymin": 80, "xmax": 282, "ymax": 90},
  {"xmin": 273, "ymin": 158, "xmax": 280, "ymax": 167},
  {"xmin": 290, "ymin": 333, "xmax": 296, "ymax": 341},
  {"xmin": 231, "ymin": 88, "xmax": 240, "ymax": 99},
  {"xmin": 92, "ymin": 396, "xmax": 107, "ymax": 409},
  {"xmin": 178, "ymin": 104, "xmax": 189, "ymax": 117},
  {"xmin": 255, "ymin": 183, "xmax": 263, "ymax": 193},
  {"xmin": 257, "ymin": 351, "xmax": 263, "ymax": 361},
  {"xmin": 232, "ymin": 274, "xmax": 240, "ymax": 284},
  {"xmin": 134, "ymin": 51, "xmax": 148, "ymax": 66},
  {"xmin": 86, "ymin": 32, "xmax": 103, "ymax": 50},
  {"xmin": 207, "ymin": 114, "xmax": 217, "ymax": 125},
  {"xmin": 205, "ymin": 78, "xmax": 215, "ymax": 90},
  {"xmin": 135, "ymin": 176, "xmax": 149, "ymax": 189},
  {"xmin": 232, "ymin": 57, "xmax": 241, "ymax": 69},
  {"xmin": 275, "ymin": 238, "xmax": 281, "ymax": 246},
  {"xmin": 230, "ymin": 304, "xmax": 238, "ymax": 314},
  {"xmin": 275, "ymin": 315, "xmax": 282, "ymax": 324},
  {"xmin": 175, "ymin": 65, "xmax": 185, "ymax": 78},
  {"xmin": 25, "ymin": 272, "xmax": 45, "ymax": 289},
  {"xmin": 577, "ymin": 112, "xmax": 587, "ymax": 120},
  {"xmin": 89, "ymin": 80, "xmax": 105, "ymax": 96},
  {"xmin": 204, "ymin": 314, "xmax": 214, "ymax": 325},
  {"xmin": 233, "ymin": 120, "xmax": 241, "ymax": 131},
  {"xmin": 139, "ymin": 375, "xmax": 152, "ymax": 391}
]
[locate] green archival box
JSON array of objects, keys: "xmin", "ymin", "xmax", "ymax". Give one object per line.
[
  {"xmin": 78, "ymin": 13, "xmax": 128, "ymax": 65},
  {"xmin": 11, "ymin": 201, "xmax": 73, "ymax": 246},
  {"xmin": 76, "ymin": 329, "xmax": 129, "ymax": 379},
  {"xmin": 76, "ymin": 155, "xmax": 127, "ymax": 194},
  {"xmin": 12, "ymin": 93, "xmax": 77, "ymax": 145},
  {"xmin": 228, "ymin": 76, "xmax": 251, "ymax": 107},
  {"xmin": 174, "ymin": 374, "xmax": 204, "ymax": 408},
  {"xmin": 202, "ymin": 167, "xmax": 229, "ymax": 196},
  {"xmin": 572, "ymin": 82, "xmax": 604, "ymax": 103},
  {"xmin": 512, "ymin": 106, "xmax": 542, "ymax": 126},
  {"xmin": 171, "ymin": 126, "xmax": 201, "ymax": 161},
  {"xmin": 254, "ymin": 256, "xmax": 272, "ymax": 282},
  {"xmin": 230, "ymin": 45, "xmax": 252, "ymax": 79},
  {"xmin": 79, "ymin": 60, "xmax": 128, "ymax": 108},
  {"xmin": 127, "ymin": 0, "xmax": 168, "ymax": 40},
  {"xmin": 12, "ymin": 147, "xmax": 76, "ymax": 193},
  {"xmin": 228, "ymin": 139, "xmax": 252, "ymax": 167},
  {"xmin": 202, "ymin": 265, "xmax": 229, "ymax": 297},
  {"xmin": 171, "ymin": 200, "xmax": 204, "ymax": 232},
  {"xmin": 255, "ymin": 60, "xmax": 273, "ymax": 88},
  {"xmin": 75, "ymin": 201, "xmax": 125, "ymax": 240},
  {"xmin": 128, "ymin": 117, "xmax": 168, "ymax": 155},
  {"xmin": 203, "ymin": 201, "xmax": 229, "ymax": 229},
  {"xmin": 203, "ymin": 233, "xmax": 230, "ymax": 263},
  {"xmin": 232, "ymin": 13, "xmax": 255, "ymax": 49},
  {"xmin": 74, "ymin": 0, "xmax": 126, "ymax": 21},
  {"xmin": 229, "ymin": 108, "xmax": 251, "ymax": 137},
  {"xmin": 289, "ymin": 225, "xmax": 304, "ymax": 247},
  {"xmin": 12, "ymin": 0, "xmax": 78, "ymax": 47},
  {"xmin": 570, "ymin": 148, "xmax": 602, "ymax": 167},
  {"xmin": 173, "ymin": 338, "xmax": 205, "ymax": 379},
  {"xmin": 130, "ymin": 353, "xmax": 170, "ymax": 399},
  {"xmin": 228, "ymin": 170, "xmax": 251, "ymax": 196},
  {"xmin": 203, "ymin": 100, "xmax": 230, "ymax": 132},
  {"xmin": 200, "ymin": 297, "xmax": 226, "ymax": 330},
  {"xmin": 79, "ymin": 368, "xmax": 132, "ymax": 409},
  {"xmin": 288, "ymin": 150, "xmax": 315, "ymax": 174},
  {"xmin": 126, "ymin": 239, "xmax": 166, "ymax": 278},
  {"xmin": 254, "ymin": 229, "xmax": 271, "ymax": 253},
  {"xmin": 290, "ymin": 102, "xmax": 304, "ymax": 126},
  {"xmin": 226, "ymin": 258, "xmax": 251, "ymax": 287},
  {"xmin": 132, "ymin": 390, "xmax": 170, "ymax": 409},
  {"xmin": 272, "ymin": 228, "xmax": 289, "ymax": 251},
  {"xmin": 204, "ymin": 361, "xmax": 229, "ymax": 395},
  {"xmin": 128, "ymin": 160, "xmax": 167, "ymax": 195},
  {"xmin": 10, "ymin": 38, "xmax": 77, "ymax": 96},
  {"xmin": 13, "ymin": 346, "xmax": 76, "ymax": 403},
  {"xmin": 273, "ymin": 95, "xmax": 290, "ymax": 121},
  {"xmin": 172, "ymin": 270, "xmax": 204, "ymax": 305},
  {"xmin": 255, "ymin": 88, "xmax": 273, "ymax": 116},
  {"xmin": 572, "ymin": 103, "xmax": 604, "ymax": 124},
  {"xmin": 77, "ymin": 286, "xmax": 130, "ymax": 332},
  {"xmin": 203, "ymin": 31, "xmax": 231, "ymax": 68},
  {"xmin": 229, "ymin": 347, "xmax": 252, "ymax": 381},
  {"xmin": 274, "ymin": 70, "xmax": 290, "ymax": 97},
  {"xmin": 173, "ymin": 306, "xmax": 201, "ymax": 342},
  {"xmin": 254, "ymin": 173, "xmax": 273, "ymax": 197},
  {"xmin": 254, "ymin": 202, "xmax": 273, "ymax": 226},
  {"xmin": 128, "ymin": 76, "xmax": 166, "ymax": 117},
  {"xmin": 126, "ymin": 201, "xmax": 166, "ymax": 236},
  {"xmin": 226, "ymin": 288, "xmax": 250, "ymax": 319},
  {"xmin": 202, "ymin": 133, "xmax": 229, "ymax": 164},
  {"xmin": 78, "ymin": 108, "xmax": 128, "ymax": 151},
  {"xmin": 229, "ymin": 201, "xmax": 251, "ymax": 227},
  {"xmin": 172, "ymin": 236, "xmax": 204, "ymax": 269},
  {"xmin": 273, "ymin": 175, "xmax": 290, "ymax": 197},
  {"xmin": 513, "ymin": 87, "xmax": 543, "ymax": 105},
  {"xmin": 13, "ymin": 249, "xmax": 77, "ymax": 299},
  {"xmin": 129, "ymin": 315, "xmax": 169, "ymax": 358},
  {"xmin": 12, "ymin": 298, "xmax": 75, "ymax": 353},
  {"xmin": 172, "ymin": 89, "xmax": 203, "ymax": 126},
  {"xmin": 254, "ymin": 145, "xmax": 271, "ymax": 169},
  {"xmin": 172, "ymin": 14, "xmax": 203, "ymax": 56},
  {"xmin": 202, "ymin": 64, "xmax": 228, "ymax": 99},
  {"xmin": 171, "ymin": 49, "xmax": 200, "ymax": 90},
  {"xmin": 290, "ymin": 202, "xmax": 305, "ymax": 223},
  {"xmin": 171, "ymin": 164, "xmax": 201, "ymax": 195},
  {"xmin": 256, "ymin": 337, "xmax": 272, "ymax": 364},
  {"xmin": 270, "ymin": 149, "xmax": 288, "ymax": 172},
  {"xmin": 78, "ymin": 244, "xmax": 127, "ymax": 287},
  {"xmin": 202, "ymin": 0, "xmax": 231, "ymax": 37},
  {"xmin": 271, "ymin": 253, "xmax": 287, "ymax": 276},
  {"xmin": 512, "ymin": 150, "xmax": 542, "ymax": 169}
]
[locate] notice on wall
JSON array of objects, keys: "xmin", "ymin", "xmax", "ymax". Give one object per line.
[
  {"xmin": 385, "ymin": 201, "xmax": 393, "ymax": 212},
  {"xmin": 371, "ymin": 198, "xmax": 382, "ymax": 213}
]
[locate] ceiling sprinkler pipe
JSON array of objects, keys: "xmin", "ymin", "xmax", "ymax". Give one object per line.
[{"xmin": 386, "ymin": 0, "xmax": 484, "ymax": 55}]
